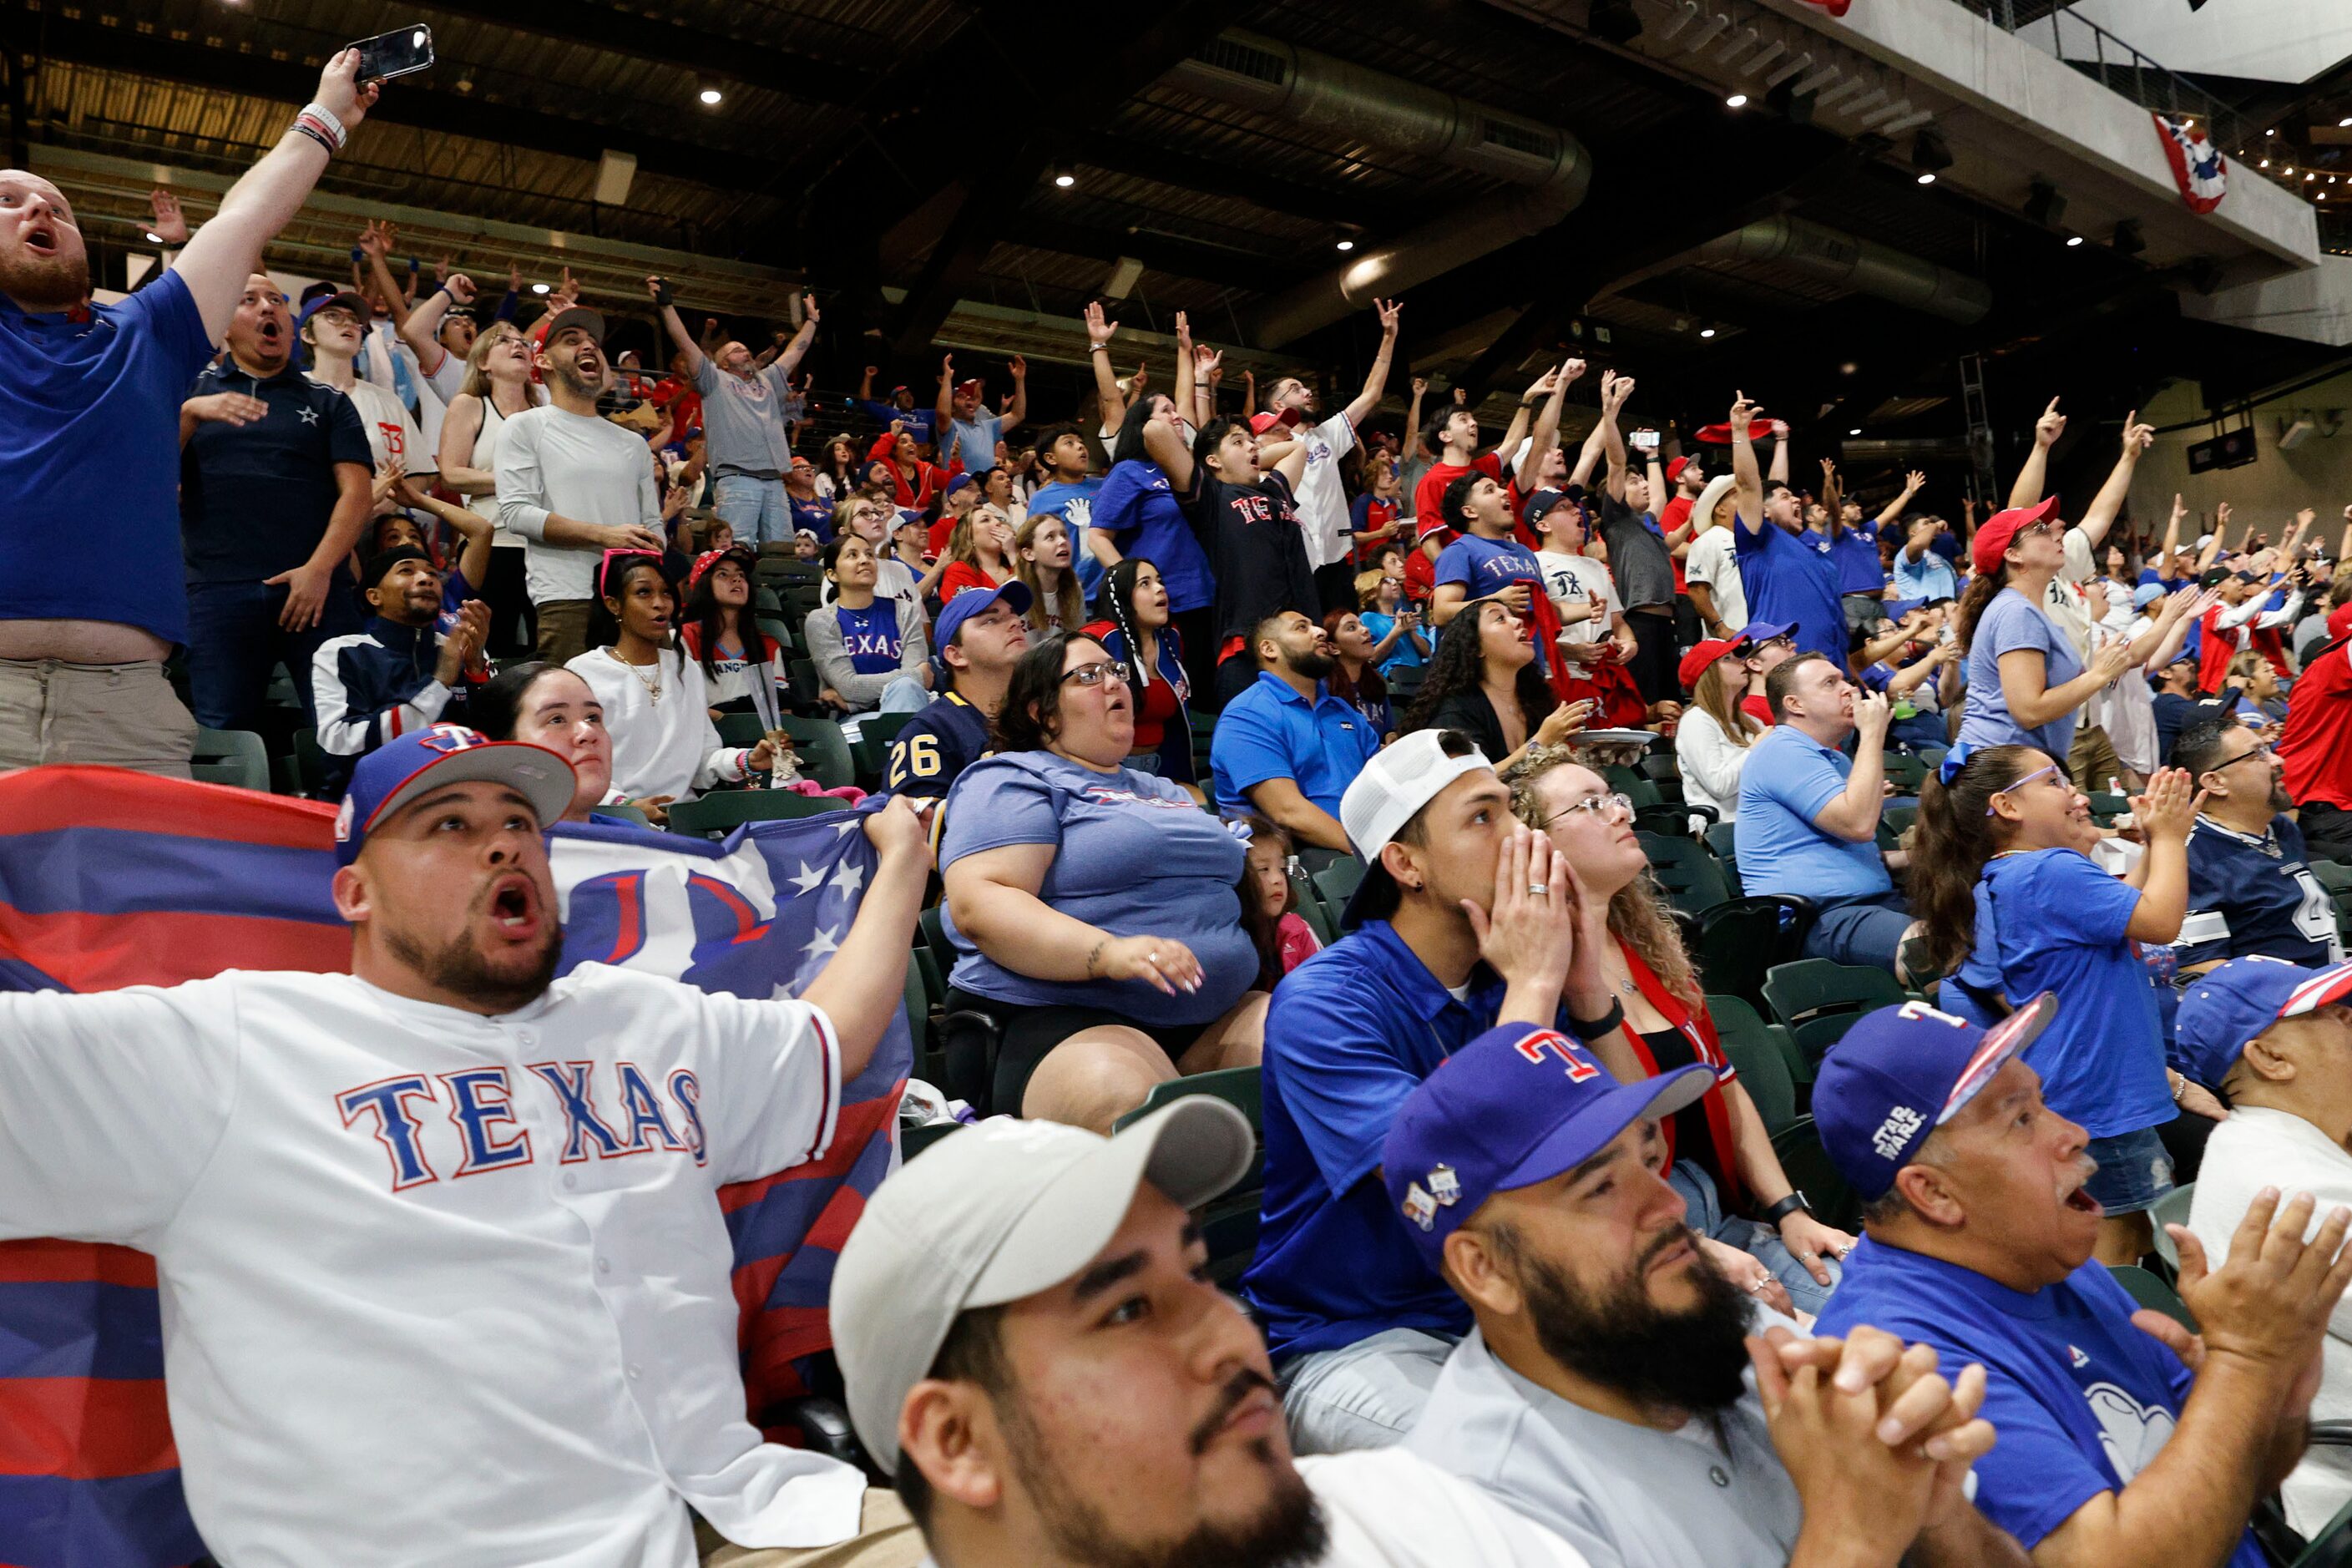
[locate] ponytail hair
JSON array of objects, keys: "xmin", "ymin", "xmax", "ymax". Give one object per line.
[
  {"xmin": 1904, "ymin": 741, "xmax": 2046, "ymax": 978},
  {"xmin": 1954, "ymin": 563, "xmax": 2009, "ymax": 655}
]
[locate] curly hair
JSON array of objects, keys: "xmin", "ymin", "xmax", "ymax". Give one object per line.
[
  {"xmin": 1505, "ymin": 746, "xmax": 1702, "ymax": 1009},
  {"xmin": 1401, "ymin": 599, "xmax": 1554, "ymax": 737}
]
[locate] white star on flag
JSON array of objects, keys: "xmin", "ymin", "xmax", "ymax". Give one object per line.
[
  {"xmin": 800, "ymin": 923, "xmax": 841, "ymax": 962},
  {"xmin": 787, "ymin": 859, "xmax": 827, "ymax": 895},
  {"xmin": 827, "ymin": 860, "xmax": 865, "ymax": 898}
]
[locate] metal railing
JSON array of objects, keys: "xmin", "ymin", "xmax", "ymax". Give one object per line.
[{"xmin": 1945, "ymin": 0, "xmax": 2255, "ymax": 154}]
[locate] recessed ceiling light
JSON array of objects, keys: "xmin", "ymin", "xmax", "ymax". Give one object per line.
[
  {"xmin": 1052, "ymin": 164, "xmax": 1076, "ymax": 189},
  {"xmin": 2340, "ymin": 117, "xmax": 2352, "ymax": 128},
  {"xmin": 532, "ymin": 282, "xmax": 551, "ymax": 295},
  {"xmin": 1335, "ymin": 239, "xmax": 1354, "ymax": 251},
  {"xmin": 1848, "ymin": 427, "xmax": 1862, "ymax": 436},
  {"xmin": 1726, "ymin": 93, "xmax": 1748, "ymax": 109},
  {"xmin": 697, "ymin": 76, "xmax": 723, "ymax": 106},
  {"xmin": 1916, "ymin": 172, "xmax": 1936, "ymax": 185},
  {"xmin": 1698, "ymin": 326, "xmax": 1717, "ymax": 338},
  {"xmin": 2065, "ymin": 235, "xmax": 2085, "ymax": 246},
  {"xmin": 2261, "ymin": 159, "xmax": 2271, "ymax": 169}
]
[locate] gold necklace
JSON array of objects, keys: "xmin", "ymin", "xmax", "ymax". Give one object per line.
[{"xmin": 619, "ymin": 649, "xmax": 664, "ymax": 706}]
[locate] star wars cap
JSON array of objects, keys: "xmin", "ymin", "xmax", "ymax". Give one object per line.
[
  {"xmin": 334, "ymin": 725, "xmax": 577, "ymax": 867},
  {"xmin": 829, "ymin": 1101, "xmax": 1256, "ymax": 1475},
  {"xmin": 1382, "ymin": 1021, "xmax": 1714, "ymax": 1271},
  {"xmin": 2175, "ymin": 957, "xmax": 2352, "ymax": 1090},
  {"xmin": 1813, "ymin": 994, "xmax": 2058, "ymax": 1199}
]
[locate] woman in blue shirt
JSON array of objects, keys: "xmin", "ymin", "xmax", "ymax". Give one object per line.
[
  {"xmin": 1955, "ymin": 501, "xmax": 2132, "ymax": 761},
  {"xmin": 1095, "ymin": 393, "xmax": 1218, "ymax": 695},
  {"xmin": 938, "ymin": 631, "xmax": 1266, "ymax": 1130},
  {"xmin": 1909, "ymin": 741, "xmax": 2203, "ymax": 1262}
]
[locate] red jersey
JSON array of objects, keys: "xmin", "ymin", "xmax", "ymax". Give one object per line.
[
  {"xmin": 1657, "ymin": 494, "xmax": 1693, "ymax": 593},
  {"xmin": 1413, "ymin": 453, "xmax": 1502, "ymax": 538},
  {"xmin": 1403, "ymin": 547, "xmax": 1436, "ymax": 604},
  {"xmin": 2280, "ymin": 636, "xmax": 2352, "ymax": 810}
]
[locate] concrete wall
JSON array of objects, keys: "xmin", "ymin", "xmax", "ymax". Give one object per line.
[{"xmin": 2127, "ymin": 372, "xmax": 2352, "ymax": 542}]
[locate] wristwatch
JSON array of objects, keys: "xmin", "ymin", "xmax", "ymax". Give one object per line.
[{"xmin": 1760, "ymin": 1192, "xmax": 1813, "ymax": 1227}]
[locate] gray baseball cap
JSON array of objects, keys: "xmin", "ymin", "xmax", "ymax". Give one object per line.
[{"xmin": 831, "ymin": 1101, "xmax": 1256, "ymax": 1475}]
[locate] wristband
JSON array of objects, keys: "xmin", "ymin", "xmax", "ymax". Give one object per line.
[
  {"xmin": 1566, "ymin": 998, "xmax": 1624, "ymax": 1039},
  {"xmin": 294, "ymin": 123, "xmax": 338, "ymax": 157},
  {"xmin": 1089, "ymin": 342, "xmax": 1112, "ymax": 353},
  {"xmin": 300, "ymin": 101, "xmax": 348, "ymax": 146}
]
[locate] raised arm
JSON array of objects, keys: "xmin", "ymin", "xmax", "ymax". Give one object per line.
[
  {"xmin": 1766, "ymin": 421, "xmax": 1791, "ymax": 487},
  {"xmin": 1598, "ymin": 372, "xmax": 1634, "ymax": 503},
  {"xmin": 770, "ymin": 294, "xmax": 820, "ymax": 381},
  {"xmin": 2079, "ymin": 412, "xmax": 2152, "ymax": 549},
  {"xmin": 2198, "ymin": 503, "xmax": 2231, "ymax": 573},
  {"xmin": 1809, "ymin": 690, "xmax": 1892, "ymax": 841},
  {"xmin": 1171, "ymin": 312, "xmax": 1196, "ymax": 431},
  {"xmin": 2009, "ymin": 397, "xmax": 2066, "ymax": 508},
  {"xmin": 1003, "ymin": 353, "xmax": 1028, "ymax": 435},
  {"xmin": 645, "ymin": 277, "xmax": 708, "ymax": 381},
  {"xmin": 1340, "ymin": 298, "xmax": 1403, "ymax": 427},
  {"xmin": 2156, "ymin": 494, "xmax": 2184, "ymax": 580},
  {"xmin": 1404, "ymin": 377, "xmax": 1429, "ymax": 462},
  {"xmin": 1877, "ymin": 471, "xmax": 1926, "ymax": 531},
  {"xmin": 1730, "ymin": 392, "xmax": 1766, "ymax": 534},
  {"xmin": 175, "ymin": 52, "xmax": 378, "ymax": 341},
  {"xmin": 1085, "ymin": 302, "xmax": 1125, "ymax": 439},
  {"xmin": 1512, "ymin": 360, "xmax": 1571, "ymax": 493},
  {"xmin": 1820, "ymin": 458, "xmax": 1845, "ymax": 537},
  {"xmin": 799, "ymin": 800, "xmax": 933, "ymax": 1083},
  {"xmin": 1142, "ymin": 411, "xmax": 1196, "ymax": 493},
  {"xmin": 934, "ymin": 353, "xmax": 957, "ymax": 438}
]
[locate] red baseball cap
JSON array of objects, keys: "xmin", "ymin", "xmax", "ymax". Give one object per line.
[
  {"xmin": 1248, "ymin": 412, "xmax": 1285, "ymax": 436},
  {"xmin": 1677, "ymin": 637, "xmax": 1742, "ymax": 690},
  {"xmin": 954, "ymin": 378, "xmax": 982, "ymax": 398},
  {"xmin": 1666, "ymin": 455, "xmax": 1693, "ymax": 483},
  {"xmin": 1970, "ymin": 496, "xmax": 2061, "ymax": 577}
]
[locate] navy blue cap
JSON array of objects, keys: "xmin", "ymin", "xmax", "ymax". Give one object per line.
[
  {"xmin": 1813, "ymin": 994, "xmax": 2057, "ymax": 1200},
  {"xmin": 2177, "ymin": 957, "xmax": 2352, "ymax": 1089},
  {"xmin": 299, "ymin": 290, "xmax": 372, "ymax": 331},
  {"xmin": 1733, "ymin": 620, "xmax": 1797, "ymax": 650},
  {"xmin": 1382, "ymin": 1022, "xmax": 1714, "ymax": 1270},
  {"xmin": 1524, "ymin": 488, "xmax": 1580, "ymax": 524},
  {"xmin": 333, "ymin": 725, "xmax": 577, "ymax": 867},
  {"xmin": 934, "ymin": 580, "xmax": 1033, "ymax": 655}
]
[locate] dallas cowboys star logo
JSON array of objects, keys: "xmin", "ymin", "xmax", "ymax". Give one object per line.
[{"xmin": 296, "ymin": 405, "xmax": 317, "ymax": 426}]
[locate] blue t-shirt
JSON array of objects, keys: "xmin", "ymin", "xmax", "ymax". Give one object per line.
[
  {"xmin": 937, "ymin": 752, "xmax": 1253, "ymax": 1024},
  {"xmin": 1958, "ymin": 847, "xmax": 2172, "ymax": 1138},
  {"xmin": 1027, "ymin": 476, "xmax": 1106, "ymax": 597},
  {"xmin": 1892, "ymin": 546, "xmax": 1959, "ymax": 602},
  {"xmin": 1210, "ymin": 672, "xmax": 1382, "ymax": 819},
  {"xmin": 1824, "ymin": 523, "xmax": 1882, "ymax": 596},
  {"xmin": 855, "ymin": 401, "xmax": 934, "ymax": 447},
  {"xmin": 1, "ymin": 271, "xmax": 218, "ymax": 643},
  {"xmin": 1245, "ymin": 920, "xmax": 1555, "ymax": 1359},
  {"xmin": 1734, "ymin": 725, "xmax": 1891, "ymax": 899},
  {"xmin": 1360, "ymin": 609, "xmax": 1428, "ymax": 675},
  {"xmin": 1960, "ymin": 589, "xmax": 2085, "ymax": 761},
  {"xmin": 832, "ymin": 600, "xmax": 904, "ymax": 675},
  {"xmin": 2137, "ymin": 569, "xmax": 2192, "ymax": 597},
  {"xmin": 788, "ymin": 493, "xmax": 835, "ymax": 541},
  {"xmin": 2179, "ymin": 814, "xmax": 2341, "ymax": 971},
  {"xmin": 1736, "ymin": 518, "xmax": 1846, "ymax": 664},
  {"xmin": 1435, "ymin": 533, "xmax": 1550, "ymax": 671},
  {"xmin": 1819, "ymin": 1238, "xmax": 2263, "ymax": 1567},
  {"xmin": 1097, "ymin": 459, "xmax": 1213, "ymax": 615}
]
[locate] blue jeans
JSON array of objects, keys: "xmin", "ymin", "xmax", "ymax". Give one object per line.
[
  {"xmin": 876, "ymin": 675, "xmax": 929, "ymax": 716},
  {"xmin": 1672, "ymin": 1160, "xmax": 1843, "ymax": 1316},
  {"xmin": 185, "ymin": 578, "xmax": 362, "ymax": 731},
  {"xmin": 2084, "ymin": 1125, "xmax": 2176, "ymax": 1216},
  {"xmin": 1802, "ymin": 889, "xmax": 1914, "ymax": 974},
  {"xmin": 712, "ymin": 473, "xmax": 791, "ymax": 546}
]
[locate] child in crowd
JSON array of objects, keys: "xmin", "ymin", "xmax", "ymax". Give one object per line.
[{"xmin": 1237, "ymin": 814, "xmax": 1320, "ymax": 990}]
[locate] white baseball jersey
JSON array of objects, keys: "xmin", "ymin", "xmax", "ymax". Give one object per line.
[{"xmin": 0, "ymin": 964, "xmax": 865, "ymax": 1567}]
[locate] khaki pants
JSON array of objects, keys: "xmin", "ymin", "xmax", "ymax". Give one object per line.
[
  {"xmin": 534, "ymin": 599, "xmax": 594, "ymax": 666},
  {"xmin": 2066, "ymin": 722, "xmax": 2123, "ymax": 793},
  {"xmin": 695, "ymin": 1490, "xmax": 924, "ymax": 1567},
  {"xmin": 0, "ymin": 659, "xmax": 195, "ymax": 777}
]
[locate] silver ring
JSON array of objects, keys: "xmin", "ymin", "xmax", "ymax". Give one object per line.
[
  {"xmin": 1528, "ymin": 883, "xmax": 1549, "ymax": 898},
  {"xmin": 1147, "ymin": 951, "xmax": 1161, "ymax": 964}
]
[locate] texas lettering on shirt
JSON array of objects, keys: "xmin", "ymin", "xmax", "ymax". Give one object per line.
[{"xmin": 336, "ymin": 1060, "xmax": 710, "ymax": 1190}]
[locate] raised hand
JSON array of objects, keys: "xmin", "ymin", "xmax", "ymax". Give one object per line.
[
  {"xmin": 2171, "ymin": 1189, "xmax": 2352, "ymax": 1383},
  {"xmin": 314, "ymin": 47, "xmax": 382, "ymax": 131},
  {"xmin": 1410, "ymin": 375, "xmax": 1429, "ymax": 396},
  {"xmin": 2121, "ymin": 410, "xmax": 2154, "ymax": 456},
  {"xmin": 147, "ymin": 188, "xmax": 190, "ymax": 246},
  {"xmin": 1904, "ymin": 469, "xmax": 1927, "ymax": 493},
  {"xmin": 508, "ymin": 260, "xmax": 524, "ymax": 295},
  {"xmin": 1172, "ymin": 311, "xmax": 1192, "ymax": 358},
  {"xmin": 1852, "ymin": 686, "xmax": 1891, "ymax": 741},
  {"xmin": 445, "ymin": 272, "xmax": 477, "ymax": 306},
  {"xmin": 1006, "ymin": 352, "xmax": 1025, "ymax": 379},
  {"xmin": 1727, "ymin": 389, "xmax": 1758, "ymax": 438},
  {"xmin": 1084, "ymin": 300, "xmax": 1116, "ymax": 349},
  {"xmin": 1605, "ymin": 372, "xmax": 1635, "ymax": 411},
  {"xmin": 2035, "ymin": 396, "xmax": 2066, "ymax": 448},
  {"xmin": 2132, "ymin": 766, "xmax": 2202, "ymax": 842},
  {"xmin": 2172, "ymin": 493, "xmax": 2189, "ymax": 525},
  {"xmin": 1375, "ymin": 296, "xmax": 1403, "ymax": 335},
  {"xmin": 1820, "ymin": 457, "xmax": 1839, "ymax": 481},
  {"xmin": 800, "ymin": 292, "xmax": 820, "ymax": 326},
  {"xmin": 938, "ymin": 353, "xmax": 954, "ymax": 387},
  {"xmin": 1560, "ymin": 357, "xmax": 1586, "ymax": 385},
  {"xmin": 357, "ymin": 219, "xmax": 392, "ymax": 261}
]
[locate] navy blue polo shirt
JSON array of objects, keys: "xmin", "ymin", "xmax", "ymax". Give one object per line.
[
  {"xmin": 1, "ymin": 270, "xmax": 217, "ymax": 643},
  {"xmin": 1824, "ymin": 522, "xmax": 1882, "ymax": 596},
  {"xmin": 180, "ymin": 360, "xmax": 371, "ymax": 584},
  {"xmin": 1739, "ymin": 517, "xmax": 1846, "ymax": 663},
  {"xmin": 1209, "ymin": 670, "xmax": 1381, "ymax": 818},
  {"xmin": 1245, "ymin": 920, "xmax": 1573, "ymax": 1360}
]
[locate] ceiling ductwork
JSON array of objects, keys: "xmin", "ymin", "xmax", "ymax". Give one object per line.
[
  {"xmin": 1161, "ymin": 29, "xmax": 1591, "ymax": 347},
  {"xmin": 1697, "ymin": 215, "xmax": 1992, "ymax": 325}
]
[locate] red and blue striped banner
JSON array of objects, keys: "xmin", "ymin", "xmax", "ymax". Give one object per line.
[{"xmin": 0, "ymin": 767, "xmax": 908, "ymax": 1567}]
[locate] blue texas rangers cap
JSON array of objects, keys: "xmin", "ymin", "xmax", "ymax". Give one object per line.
[
  {"xmin": 933, "ymin": 579, "xmax": 1033, "ymax": 657},
  {"xmin": 2177, "ymin": 957, "xmax": 2352, "ymax": 1090},
  {"xmin": 1813, "ymin": 994, "xmax": 2058, "ymax": 1200},
  {"xmin": 1733, "ymin": 620, "xmax": 1796, "ymax": 650},
  {"xmin": 1382, "ymin": 1021, "xmax": 1715, "ymax": 1271},
  {"xmin": 334, "ymin": 724, "xmax": 578, "ymax": 867}
]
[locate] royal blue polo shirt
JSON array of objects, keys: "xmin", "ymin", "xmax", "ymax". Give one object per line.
[
  {"xmin": 1245, "ymin": 920, "xmax": 1574, "ymax": 1360},
  {"xmin": 1817, "ymin": 523, "xmax": 1882, "ymax": 596},
  {"xmin": 1738, "ymin": 518, "xmax": 1846, "ymax": 664},
  {"xmin": 1734, "ymin": 724, "xmax": 1892, "ymax": 900},
  {"xmin": 180, "ymin": 358, "xmax": 372, "ymax": 584},
  {"xmin": 1819, "ymin": 1238, "xmax": 2263, "ymax": 1568},
  {"xmin": 1209, "ymin": 671, "xmax": 1380, "ymax": 819},
  {"xmin": 1, "ymin": 270, "xmax": 218, "ymax": 643}
]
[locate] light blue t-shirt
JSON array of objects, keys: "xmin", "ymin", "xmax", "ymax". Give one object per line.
[
  {"xmin": 938, "ymin": 751, "xmax": 1253, "ymax": 1024},
  {"xmin": 1027, "ymin": 476, "xmax": 1106, "ymax": 596},
  {"xmin": 1819, "ymin": 1238, "xmax": 2263, "ymax": 1567},
  {"xmin": 1360, "ymin": 609, "xmax": 1428, "ymax": 675},
  {"xmin": 1734, "ymin": 725, "xmax": 1891, "ymax": 900},
  {"xmin": 1210, "ymin": 672, "xmax": 1382, "ymax": 819},
  {"xmin": 942, "ymin": 411, "xmax": 1003, "ymax": 475},
  {"xmin": 1892, "ymin": 545, "xmax": 1958, "ymax": 602},
  {"xmin": 1960, "ymin": 589, "xmax": 2084, "ymax": 760},
  {"xmin": 1956, "ymin": 847, "xmax": 2173, "ymax": 1139}
]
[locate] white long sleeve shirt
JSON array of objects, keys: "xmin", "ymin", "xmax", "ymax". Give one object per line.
[
  {"xmin": 1675, "ymin": 706, "xmax": 1756, "ymax": 823},
  {"xmin": 567, "ymin": 646, "xmax": 753, "ymax": 802},
  {"xmin": 497, "ymin": 405, "xmax": 661, "ymax": 604},
  {"xmin": 0, "ymin": 967, "xmax": 863, "ymax": 1566}
]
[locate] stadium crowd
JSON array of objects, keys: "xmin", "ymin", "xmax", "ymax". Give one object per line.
[{"xmin": 16, "ymin": 44, "xmax": 2352, "ymax": 1568}]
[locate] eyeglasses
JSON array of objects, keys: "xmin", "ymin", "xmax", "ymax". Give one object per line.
[
  {"xmin": 1540, "ymin": 792, "xmax": 1634, "ymax": 826},
  {"xmin": 2212, "ymin": 742, "xmax": 2277, "ymax": 771},
  {"xmin": 1986, "ymin": 761, "xmax": 2064, "ymax": 815},
  {"xmin": 1060, "ymin": 660, "xmax": 1131, "ymax": 688},
  {"xmin": 2016, "ymin": 521, "xmax": 2059, "ymax": 541}
]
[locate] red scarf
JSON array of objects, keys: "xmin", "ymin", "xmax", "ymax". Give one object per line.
[{"xmin": 1614, "ymin": 936, "xmax": 1747, "ymax": 1211}]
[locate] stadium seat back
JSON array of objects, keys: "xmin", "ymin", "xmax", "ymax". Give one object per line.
[
  {"xmin": 1881, "ymin": 753, "xmax": 1927, "ymax": 794},
  {"xmin": 1693, "ymin": 898, "xmax": 1813, "ymax": 1015},
  {"xmin": 1637, "ymin": 833, "xmax": 1732, "ymax": 918},
  {"xmin": 1704, "ymin": 820, "xmax": 1738, "ymax": 863},
  {"xmin": 2107, "ymin": 1263, "xmax": 2197, "ymax": 1333},
  {"xmin": 1763, "ymin": 959, "xmax": 1907, "ymax": 1065},
  {"xmin": 1766, "ymin": 1116, "xmax": 1860, "ymax": 1232},
  {"xmin": 1289, "ymin": 872, "xmax": 1338, "ymax": 948},
  {"xmin": 1706, "ymin": 994, "xmax": 1798, "ymax": 1135},
  {"xmin": 2149, "ymin": 1182, "xmax": 2194, "ymax": 1273},
  {"xmin": 191, "ymin": 727, "xmax": 270, "ymax": 792},
  {"xmin": 665, "ymin": 791, "xmax": 845, "ymax": 837},
  {"xmin": 1311, "ymin": 857, "xmax": 1365, "ymax": 921}
]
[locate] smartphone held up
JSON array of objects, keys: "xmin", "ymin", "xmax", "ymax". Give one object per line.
[{"xmin": 349, "ymin": 25, "xmax": 435, "ymax": 83}]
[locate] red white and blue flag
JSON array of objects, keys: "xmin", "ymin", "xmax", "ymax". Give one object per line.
[
  {"xmin": 2154, "ymin": 112, "xmax": 2228, "ymax": 214},
  {"xmin": 0, "ymin": 767, "xmax": 909, "ymax": 1568}
]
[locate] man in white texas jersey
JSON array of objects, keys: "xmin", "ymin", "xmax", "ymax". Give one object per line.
[{"xmin": 0, "ymin": 725, "xmax": 932, "ymax": 1565}]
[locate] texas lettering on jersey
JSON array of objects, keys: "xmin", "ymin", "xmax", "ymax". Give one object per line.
[{"xmin": 336, "ymin": 1060, "xmax": 710, "ymax": 1190}]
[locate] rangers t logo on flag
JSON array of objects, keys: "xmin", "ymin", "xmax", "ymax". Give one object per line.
[{"xmin": 2154, "ymin": 113, "xmax": 2228, "ymax": 214}]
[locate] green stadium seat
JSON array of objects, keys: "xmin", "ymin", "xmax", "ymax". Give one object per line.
[
  {"xmin": 757, "ymin": 616, "xmax": 795, "ymax": 651},
  {"xmin": 1289, "ymin": 871, "xmax": 1338, "ymax": 948},
  {"xmin": 191, "ymin": 727, "xmax": 270, "ymax": 792},
  {"xmin": 1311, "ymin": 857, "xmax": 1365, "ymax": 922},
  {"xmin": 2149, "ymin": 1182, "xmax": 2194, "ymax": 1273},
  {"xmin": 1704, "ymin": 820, "xmax": 1738, "ymax": 863},
  {"xmin": 1881, "ymin": 752, "xmax": 1927, "ymax": 794},
  {"xmin": 1638, "ymin": 832, "xmax": 1734, "ymax": 918},
  {"xmin": 716, "ymin": 713, "xmax": 855, "ymax": 790},
  {"xmin": 1768, "ymin": 1116, "xmax": 1860, "ymax": 1232},
  {"xmin": 2108, "ymin": 1263, "xmax": 2197, "ymax": 1333},
  {"xmin": 596, "ymin": 802, "xmax": 654, "ymax": 827},
  {"xmin": 1763, "ymin": 959, "xmax": 1908, "ymax": 1066},
  {"xmin": 665, "ymin": 791, "xmax": 846, "ymax": 837},
  {"xmin": 1706, "ymin": 994, "xmax": 1799, "ymax": 1134}
]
